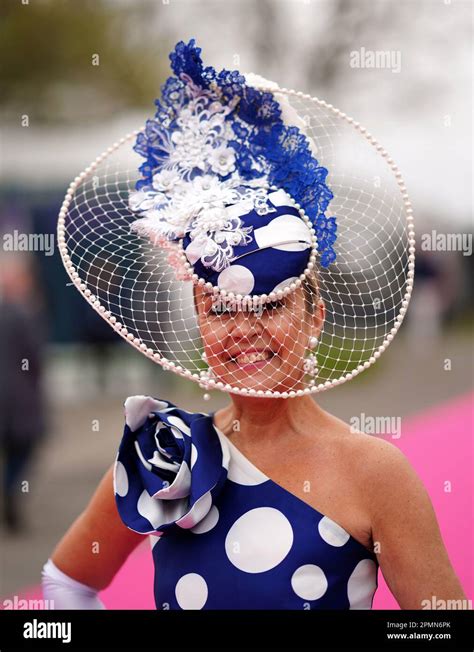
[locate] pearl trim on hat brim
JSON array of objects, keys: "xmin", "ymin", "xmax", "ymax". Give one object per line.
[{"xmin": 57, "ymin": 87, "xmax": 415, "ymax": 399}]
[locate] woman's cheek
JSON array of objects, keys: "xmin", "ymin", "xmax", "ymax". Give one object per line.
[
  {"xmin": 200, "ymin": 322, "xmax": 228, "ymax": 360},
  {"xmin": 267, "ymin": 313, "xmax": 304, "ymax": 349}
]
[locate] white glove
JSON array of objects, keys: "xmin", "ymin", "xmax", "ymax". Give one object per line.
[{"xmin": 41, "ymin": 558, "xmax": 106, "ymax": 610}]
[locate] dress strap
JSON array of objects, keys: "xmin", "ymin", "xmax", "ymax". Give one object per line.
[{"xmin": 213, "ymin": 428, "xmax": 269, "ymax": 486}]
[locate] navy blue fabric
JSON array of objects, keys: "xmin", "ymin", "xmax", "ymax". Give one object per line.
[
  {"xmin": 114, "ymin": 397, "xmax": 379, "ymax": 609},
  {"xmin": 152, "ymin": 475, "xmax": 379, "ymax": 610},
  {"xmin": 182, "ymin": 201, "xmax": 310, "ymax": 295}
]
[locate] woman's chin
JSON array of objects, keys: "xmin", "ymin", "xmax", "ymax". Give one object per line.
[{"xmin": 209, "ymin": 358, "xmax": 301, "ymax": 394}]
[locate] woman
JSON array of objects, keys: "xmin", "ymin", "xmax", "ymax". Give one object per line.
[{"xmin": 43, "ymin": 39, "xmax": 467, "ymax": 609}]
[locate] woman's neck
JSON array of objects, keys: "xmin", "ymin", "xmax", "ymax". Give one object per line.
[{"xmin": 213, "ymin": 394, "xmax": 327, "ymax": 448}]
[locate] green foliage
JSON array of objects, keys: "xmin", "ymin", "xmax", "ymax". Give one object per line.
[{"xmin": 0, "ymin": 0, "xmax": 165, "ymax": 124}]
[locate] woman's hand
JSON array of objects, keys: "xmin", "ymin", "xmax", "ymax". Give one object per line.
[
  {"xmin": 50, "ymin": 463, "xmax": 145, "ymax": 591},
  {"xmin": 364, "ymin": 439, "xmax": 468, "ymax": 609}
]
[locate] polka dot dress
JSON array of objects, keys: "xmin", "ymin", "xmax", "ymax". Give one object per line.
[{"xmin": 114, "ymin": 396, "xmax": 379, "ymax": 610}]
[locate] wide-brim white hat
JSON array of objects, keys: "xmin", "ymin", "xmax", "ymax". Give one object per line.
[{"xmin": 57, "ymin": 39, "xmax": 415, "ymax": 399}]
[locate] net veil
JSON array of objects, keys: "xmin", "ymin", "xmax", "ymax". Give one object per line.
[{"xmin": 58, "ymin": 88, "xmax": 415, "ymax": 399}]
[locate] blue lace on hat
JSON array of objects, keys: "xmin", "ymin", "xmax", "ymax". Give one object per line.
[{"xmin": 128, "ymin": 39, "xmax": 337, "ymax": 298}]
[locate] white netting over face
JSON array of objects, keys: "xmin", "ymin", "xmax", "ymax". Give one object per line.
[{"xmin": 58, "ymin": 90, "xmax": 415, "ymax": 398}]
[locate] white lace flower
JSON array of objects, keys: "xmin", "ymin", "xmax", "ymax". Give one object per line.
[
  {"xmin": 152, "ymin": 169, "xmax": 184, "ymax": 194},
  {"xmin": 165, "ymin": 97, "xmax": 230, "ymax": 175},
  {"xmin": 189, "ymin": 175, "xmax": 232, "ymax": 207},
  {"xmin": 191, "ymin": 206, "xmax": 229, "ymax": 235},
  {"xmin": 188, "ymin": 210, "xmax": 253, "ymax": 271},
  {"xmin": 129, "ymin": 189, "xmax": 167, "ymax": 214},
  {"xmin": 130, "ymin": 170, "xmax": 276, "ymax": 273},
  {"xmin": 169, "ymin": 129, "xmax": 208, "ymax": 172},
  {"xmin": 131, "ymin": 204, "xmax": 190, "ymax": 241},
  {"xmin": 208, "ymin": 146, "xmax": 236, "ymax": 176}
]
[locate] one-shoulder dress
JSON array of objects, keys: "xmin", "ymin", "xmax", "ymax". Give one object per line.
[{"xmin": 113, "ymin": 395, "xmax": 379, "ymax": 610}]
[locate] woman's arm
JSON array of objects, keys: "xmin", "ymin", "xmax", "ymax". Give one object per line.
[
  {"xmin": 49, "ymin": 462, "xmax": 145, "ymax": 591},
  {"xmin": 364, "ymin": 439, "xmax": 468, "ymax": 609}
]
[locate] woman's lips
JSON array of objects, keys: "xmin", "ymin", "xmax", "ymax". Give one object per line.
[{"xmin": 228, "ymin": 349, "xmax": 275, "ymax": 371}]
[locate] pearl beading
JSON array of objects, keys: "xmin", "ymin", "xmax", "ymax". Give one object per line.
[
  {"xmin": 57, "ymin": 87, "xmax": 415, "ymax": 399},
  {"xmin": 175, "ymin": 181, "xmax": 318, "ymax": 305}
]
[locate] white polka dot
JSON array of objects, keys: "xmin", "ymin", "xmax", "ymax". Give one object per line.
[
  {"xmin": 137, "ymin": 489, "xmax": 188, "ymax": 530},
  {"xmin": 291, "ymin": 564, "xmax": 328, "ymax": 601},
  {"xmin": 267, "ymin": 189, "xmax": 293, "ymax": 207},
  {"xmin": 134, "ymin": 440, "xmax": 152, "ymax": 471},
  {"xmin": 191, "ymin": 443, "xmax": 198, "ymax": 469},
  {"xmin": 176, "ymin": 490, "xmax": 212, "ymax": 529},
  {"xmin": 148, "ymin": 449, "xmax": 180, "ymax": 473},
  {"xmin": 254, "ymin": 214, "xmax": 312, "ymax": 251},
  {"xmin": 224, "ymin": 199, "xmax": 255, "ymax": 220},
  {"xmin": 190, "ymin": 506, "xmax": 220, "ymax": 534},
  {"xmin": 318, "ymin": 516, "xmax": 351, "ymax": 547},
  {"xmin": 217, "ymin": 265, "xmax": 255, "ymax": 294},
  {"xmin": 225, "ymin": 507, "xmax": 293, "ymax": 573},
  {"xmin": 124, "ymin": 395, "xmax": 168, "ymax": 431},
  {"xmin": 114, "ymin": 460, "xmax": 129, "ymax": 497},
  {"xmin": 153, "ymin": 461, "xmax": 191, "ymax": 500},
  {"xmin": 271, "ymin": 277, "xmax": 298, "ymax": 293},
  {"xmin": 175, "ymin": 573, "xmax": 208, "ymax": 610},
  {"xmin": 347, "ymin": 559, "xmax": 378, "ymax": 609},
  {"xmin": 166, "ymin": 416, "xmax": 191, "ymax": 436}
]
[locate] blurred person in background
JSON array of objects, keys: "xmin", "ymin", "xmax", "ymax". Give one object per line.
[
  {"xmin": 0, "ymin": 251, "xmax": 47, "ymax": 533},
  {"xmin": 407, "ymin": 249, "xmax": 467, "ymax": 357},
  {"xmin": 406, "ymin": 250, "xmax": 445, "ymax": 350}
]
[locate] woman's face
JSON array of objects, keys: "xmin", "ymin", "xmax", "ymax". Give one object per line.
[{"xmin": 194, "ymin": 285, "xmax": 325, "ymax": 393}]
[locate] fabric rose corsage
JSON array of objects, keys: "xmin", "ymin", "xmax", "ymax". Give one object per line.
[{"xmin": 113, "ymin": 395, "xmax": 230, "ymax": 535}]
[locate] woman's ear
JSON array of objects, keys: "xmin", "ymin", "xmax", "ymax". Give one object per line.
[
  {"xmin": 311, "ymin": 297, "xmax": 325, "ymax": 339},
  {"xmin": 192, "ymin": 286, "xmax": 198, "ymax": 316}
]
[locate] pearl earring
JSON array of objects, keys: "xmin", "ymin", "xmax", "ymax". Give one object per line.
[{"xmin": 304, "ymin": 335, "xmax": 320, "ymax": 386}]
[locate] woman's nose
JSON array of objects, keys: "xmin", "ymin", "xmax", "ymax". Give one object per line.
[{"xmin": 227, "ymin": 308, "xmax": 263, "ymax": 340}]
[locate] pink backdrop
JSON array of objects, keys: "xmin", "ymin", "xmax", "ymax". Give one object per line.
[{"xmin": 4, "ymin": 392, "xmax": 473, "ymax": 610}]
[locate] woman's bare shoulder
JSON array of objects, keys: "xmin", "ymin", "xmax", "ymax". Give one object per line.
[
  {"xmin": 318, "ymin": 410, "xmax": 415, "ymax": 494},
  {"xmin": 330, "ymin": 418, "xmax": 468, "ymax": 607}
]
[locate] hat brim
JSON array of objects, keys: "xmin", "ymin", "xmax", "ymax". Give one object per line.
[{"xmin": 57, "ymin": 88, "xmax": 415, "ymax": 398}]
